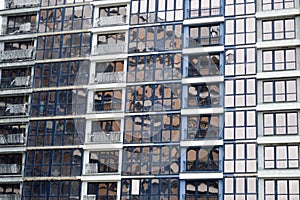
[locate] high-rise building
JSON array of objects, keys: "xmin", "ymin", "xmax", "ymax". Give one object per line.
[{"xmin": 0, "ymin": 0, "xmax": 299, "ymax": 199}]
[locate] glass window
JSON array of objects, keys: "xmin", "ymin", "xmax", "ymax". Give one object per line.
[
  {"xmin": 1, "ymin": 67, "xmax": 31, "ymax": 89},
  {"xmin": 93, "ymin": 90, "xmax": 122, "ymax": 112},
  {"xmin": 263, "ymin": 80, "xmax": 297, "ymax": 103},
  {"xmin": 28, "ymin": 119, "xmax": 85, "ymax": 147},
  {"xmin": 225, "ymin": 18, "xmax": 256, "ymax": 45},
  {"xmin": 186, "ymin": 180, "xmax": 218, "ymax": 199},
  {"xmin": 189, "ymin": 0, "xmax": 221, "ymax": 18},
  {"xmin": 264, "ymin": 112, "xmax": 298, "ymax": 135},
  {"xmin": 89, "ymin": 151, "xmax": 119, "ymax": 173},
  {"xmin": 224, "ymin": 177, "xmax": 257, "ymax": 200},
  {"xmin": 186, "ymin": 146, "xmax": 219, "ymax": 171},
  {"xmin": 95, "ymin": 61, "xmax": 124, "ymax": 83},
  {"xmin": 262, "ymin": 19, "xmax": 295, "ymax": 41},
  {"xmin": 263, "ymin": 49, "xmax": 296, "ymax": 71},
  {"xmin": 87, "ymin": 182, "xmax": 117, "ymax": 199},
  {"xmin": 264, "ymin": 145, "xmax": 299, "ymax": 169},
  {"xmin": 225, "ymin": 0, "xmax": 255, "ymax": 16},
  {"xmin": 225, "ymin": 47, "xmax": 256, "ymax": 76},
  {"xmin": 187, "ymin": 83, "xmax": 220, "ymax": 108},
  {"xmin": 89, "ymin": 120, "xmax": 121, "ymax": 143},
  {"xmin": 0, "ymin": 184, "xmax": 20, "ymax": 195},
  {"xmin": 225, "ymin": 110, "xmax": 257, "ymax": 140},
  {"xmin": 265, "ymin": 180, "xmax": 300, "ymax": 200},
  {"xmin": 7, "ymin": 15, "xmax": 36, "ymax": 34},
  {"xmin": 4, "ymin": 40, "xmax": 34, "ymax": 51},
  {"xmin": 25, "ymin": 149, "xmax": 82, "ymax": 177},
  {"xmin": 0, "ymin": 124, "xmax": 26, "ymax": 145},
  {"xmin": 187, "ymin": 115, "xmax": 220, "ymax": 140},
  {"xmin": 122, "ymin": 146, "xmax": 179, "ymax": 175},
  {"xmin": 225, "ymin": 78, "xmax": 256, "ymax": 107},
  {"xmin": 128, "ymin": 53, "xmax": 182, "ymax": 82},
  {"xmin": 124, "ymin": 114, "xmax": 180, "ymax": 143},
  {"xmin": 121, "ymin": 178, "xmax": 179, "ymax": 199},
  {"xmin": 262, "ymin": 0, "xmax": 295, "ymax": 10},
  {"xmin": 0, "ymin": 95, "xmax": 29, "ymax": 117},
  {"xmin": 224, "ymin": 143, "xmax": 257, "ymax": 173},
  {"xmin": 126, "ymin": 84, "xmax": 181, "ymax": 112},
  {"xmin": 188, "ymin": 53, "xmax": 220, "ymax": 77},
  {"xmin": 0, "ymin": 154, "xmax": 22, "ymax": 174},
  {"xmin": 189, "ymin": 25, "xmax": 221, "ymax": 47}
]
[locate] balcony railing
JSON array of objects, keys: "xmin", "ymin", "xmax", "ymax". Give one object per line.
[
  {"xmin": 2, "ymin": 23, "xmax": 37, "ymax": 35},
  {"xmin": 95, "ymin": 15, "xmax": 126, "ymax": 27},
  {"xmin": 0, "ymin": 164, "xmax": 19, "ymax": 174},
  {"xmin": 1, "ymin": 76, "xmax": 31, "ymax": 88},
  {"xmin": 0, "ymin": 194, "xmax": 21, "ymax": 200},
  {"xmin": 88, "ymin": 132, "xmax": 121, "ymax": 143},
  {"xmin": 184, "ymin": 160, "xmax": 220, "ymax": 172},
  {"xmin": 0, "ymin": 49, "xmax": 35, "ymax": 61},
  {"xmin": 94, "ymin": 72, "xmax": 125, "ymax": 84},
  {"xmin": 185, "ymin": 96, "xmax": 220, "ymax": 108},
  {"xmin": 189, "ymin": 7, "xmax": 221, "ymax": 18},
  {"xmin": 5, "ymin": 0, "xmax": 40, "ymax": 9},
  {"xmin": 85, "ymin": 163, "xmax": 98, "ymax": 174},
  {"xmin": 92, "ymin": 43, "xmax": 127, "ymax": 55},
  {"xmin": 189, "ymin": 36, "xmax": 221, "ymax": 48},
  {"xmin": 5, "ymin": 104, "xmax": 27, "ymax": 114},
  {"xmin": 84, "ymin": 195, "xmax": 96, "ymax": 200},
  {"xmin": 0, "ymin": 134, "xmax": 24, "ymax": 145}
]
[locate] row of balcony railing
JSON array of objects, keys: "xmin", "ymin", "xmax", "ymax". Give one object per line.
[
  {"xmin": 0, "ymin": 134, "xmax": 24, "ymax": 144},
  {"xmin": 0, "ymin": 49, "xmax": 35, "ymax": 61},
  {"xmin": 0, "ymin": 194, "xmax": 20, "ymax": 200}
]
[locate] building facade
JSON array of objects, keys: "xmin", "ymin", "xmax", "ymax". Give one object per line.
[{"xmin": 0, "ymin": 0, "xmax": 299, "ymax": 199}]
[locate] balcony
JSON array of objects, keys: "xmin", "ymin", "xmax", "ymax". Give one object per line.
[
  {"xmin": 92, "ymin": 43, "xmax": 127, "ymax": 55},
  {"xmin": 0, "ymin": 49, "xmax": 35, "ymax": 61},
  {"xmin": 0, "ymin": 134, "xmax": 24, "ymax": 145},
  {"xmin": 2, "ymin": 23, "xmax": 36, "ymax": 35},
  {"xmin": 94, "ymin": 72, "xmax": 125, "ymax": 84},
  {"xmin": 85, "ymin": 163, "xmax": 98, "ymax": 174},
  {"xmin": 1, "ymin": 76, "xmax": 31, "ymax": 88},
  {"xmin": 5, "ymin": 0, "xmax": 40, "ymax": 9},
  {"xmin": 95, "ymin": 15, "xmax": 126, "ymax": 27},
  {"xmin": 0, "ymin": 194, "xmax": 21, "ymax": 200},
  {"xmin": 88, "ymin": 132, "xmax": 121, "ymax": 143},
  {"xmin": 5, "ymin": 104, "xmax": 27, "ymax": 114},
  {"xmin": 0, "ymin": 164, "xmax": 19, "ymax": 174}
]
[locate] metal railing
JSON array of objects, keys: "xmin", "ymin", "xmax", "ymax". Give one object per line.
[
  {"xmin": 5, "ymin": 0, "xmax": 40, "ymax": 9},
  {"xmin": 83, "ymin": 195, "xmax": 96, "ymax": 200},
  {"xmin": 92, "ymin": 102, "xmax": 122, "ymax": 112},
  {"xmin": 88, "ymin": 132, "xmax": 121, "ymax": 143},
  {"xmin": 92, "ymin": 43, "xmax": 127, "ymax": 55},
  {"xmin": 189, "ymin": 36, "xmax": 221, "ymax": 48},
  {"xmin": 94, "ymin": 72, "xmax": 125, "ymax": 84},
  {"xmin": 183, "ymin": 160, "xmax": 220, "ymax": 172},
  {"xmin": 0, "ymin": 194, "xmax": 21, "ymax": 200},
  {"xmin": 1, "ymin": 76, "xmax": 31, "ymax": 88},
  {"xmin": 85, "ymin": 163, "xmax": 98, "ymax": 174},
  {"xmin": 189, "ymin": 7, "xmax": 221, "ymax": 18},
  {"xmin": 5, "ymin": 23, "xmax": 36, "ymax": 35},
  {"xmin": 0, "ymin": 164, "xmax": 19, "ymax": 174},
  {"xmin": 95, "ymin": 15, "xmax": 126, "ymax": 27},
  {"xmin": 0, "ymin": 49, "xmax": 35, "ymax": 61},
  {"xmin": 5, "ymin": 104, "xmax": 27, "ymax": 114},
  {"xmin": 0, "ymin": 134, "xmax": 24, "ymax": 144}
]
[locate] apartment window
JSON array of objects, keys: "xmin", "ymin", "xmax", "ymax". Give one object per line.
[
  {"xmin": 264, "ymin": 145, "xmax": 299, "ymax": 169},
  {"xmin": 128, "ymin": 53, "xmax": 182, "ymax": 82},
  {"xmin": 189, "ymin": 25, "xmax": 221, "ymax": 47},
  {"xmin": 122, "ymin": 146, "xmax": 180, "ymax": 175},
  {"xmin": 41, "ymin": 0, "xmax": 92, "ymax": 6},
  {"xmin": 0, "ymin": 96, "xmax": 29, "ymax": 117},
  {"xmin": 126, "ymin": 84, "xmax": 181, "ymax": 112},
  {"xmin": 225, "ymin": 110, "xmax": 257, "ymax": 140},
  {"xmin": 0, "ymin": 154, "xmax": 22, "ymax": 174},
  {"xmin": 262, "ymin": 19, "xmax": 295, "ymax": 41},
  {"xmin": 89, "ymin": 151, "xmax": 119, "ymax": 173},
  {"xmin": 87, "ymin": 182, "xmax": 117, "ymax": 199},
  {"xmin": 124, "ymin": 114, "xmax": 180, "ymax": 143},
  {"xmin": 264, "ymin": 112, "xmax": 298, "ymax": 135},
  {"xmin": 1, "ymin": 67, "xmax": 31, "ymax": 88},
  {"xmin": 39, "ymin": 6, "xmax": 92, "ymax": 32},
  {"xmin": 34, "ymin": 60, "xmax": 89, "ymax": 88},
  {"xmin": 188, "ymin": 83, "xmax": 220, "ymax": 108},
  {"xmin": 129, "ymin": 24, "xmax": 182, "ymax": 53},
  {"xmin": 186, "ymin": 146, "xmax": 219, "ymax": 171},
  {"xmin": 36, "ymin": 33, "xmax": 91, "ymax": 60},
  {"xmin": 225, "ymin": 47, "xmax": 256, "ymax": 76},
  {"xmin": 188, "ymin": 54, "xmax": 220, "ymax": 77},
  {"xmin": 263, "ymin": 80, "xmax": 297, "ymax": 103},
  {"xmin": 0, "ymin": 184, "xmax": 20, "ymax": 196},
  {"xmin": 225, "ymin": 0, "xmax": 255, "ymax": 16},
  {"xmin": 93, "ymin": 90, "xmax": 122, "ymax": 112},
  {"xmin": 263, "ymin": 49, "xmax": 296, "ymax": 71},
  {"xmin": 186, "ymin": 180, "xmax": 218, "ymax": 199},
  {"xmin": 262, "ymin": 0, "xmax": 295, "ymax": 10},
  {"xmin": 224, "ymin": 177, "xmax": 257, "ymax": 200},
  {"xmin": 98, "ymin": 33, "xmax": 125, "ymax": 45},
  {"xmin": 225, "ymin": 18, "xmax": 256, "ymax": 45},
  {"xmin": 265, "ymin": 180, "xmax": 300, "ymax": 200},
  {"xmin": 28, "ymin": 119, "xmax": 85, "ymax": 147},
  {"xmin": 89, "ymin": 120, "xmax": 121, "ymax": 143},
  {"xmin": 224, "ymin": 143, "xmax": 257, "ymax": 173},
  {"xmin": 25, "ymin": 149, "xmax": 82, "ymax": 177},
  {"xmin": 23, "ymin": 181, "xmax": 81, "ymax": 199},
  {"xmin": 187, "ymin": 115, "xmax": 220, "ymax": 139},
  {"xmin": 225, "ymin": 78, "xmax": 256, "ymax": 107},
  {"xmin": 121, "ymin": 178, "xmax": 179, "ymax": 199},
  {"xmin": 0, "ymin": 124, "xmax": 26, "ymax": 145},
  {"xmin": 4, "ymin": 40, "xmax": 34, "ymax": 51},
  {"xmin": 130, "ymin": 0, "xmax": 183, "ymax": 24},
  {"xmin": 7, "ymin": 15, "xmax": 36, "ymax": 34},
  {"xmin": 189, "ymin": 0, "xmax": 221, "ymax": 18}
]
